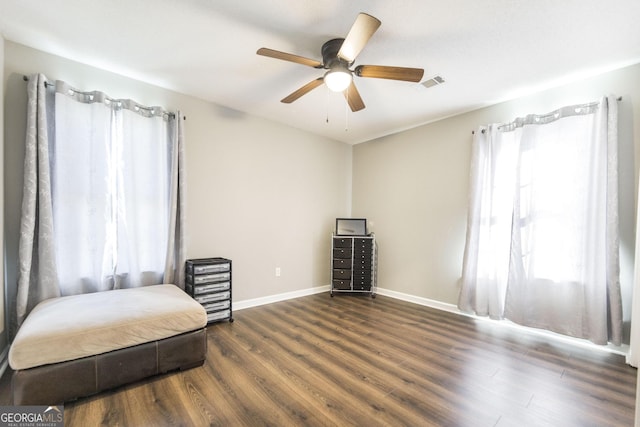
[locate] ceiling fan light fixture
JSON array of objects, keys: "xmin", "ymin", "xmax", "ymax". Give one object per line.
[{"xmin": 324, "ymin": 67, "xmax": 352, "ymax": 92}]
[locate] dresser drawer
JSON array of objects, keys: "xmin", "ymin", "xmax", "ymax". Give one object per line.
[
  {"xmin": 193, "ymin": 272, "xmax": 230, "ymax": 284},
  {"xmin": 352, "ymin": 264, "xmax": 371, "ymax": 273},
  {"xmin": 333, "ymin": 269, "xmax": 352, "ymax": 280},
  {"xmin": 191, "ymin": 281, "xmax": 230, "ymax": 295},
  {"xmin": 195, "ymin": 290, "xmax": 230, "ymax": 304},
  {"xmin": 353, "ymin": 281, "xmax": 372, "ymax": 291},
  {"xmin": 333, "ymin": 248, "xmax": 352, "ymax": 259},
  {"xmin": 353, "ymin": 272, "xmax": 371, "ymax": 283},
  {"xmin": 207, "ymin": 310, "xmax": 231, "ymax": 322},
  {"xmin": 333, "ymin": 237, "xmax": 352, "ymax": 248},
  {"xmin": 194, "ymin": 262, "xmax": 230, "ymax": 274},
  {"xmin": 332, "ymin": 279, "xmax": 351, "ymax": 290},
  {"xmin": 353, "ymin": 250, "xmax": 372, "ymax": 258},
  {"xmin": 353, "ymin": 238, "xmax": 373, "ymax": 248},
  {"xmin": 353, "ymin": 257, "xmax": 372, "ymax": 267},
  {"xmin": 333, "ymin": 258, "xmax": 351, "ymax": 269},
  {"xmin": 203, "ymin": 300, "xmax": 231, "ymax": 312}
]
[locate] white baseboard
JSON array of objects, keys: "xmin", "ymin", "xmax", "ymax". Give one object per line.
[
  {"xmin": 232, "ymin": 285, "xmax": 453, "ymax": 312},
  {"xmin": 375, "ymin": 287, "xmax": 460, "ymax": 314},
  {"xmin": 234, "ymin": 285, "xmax": 629, "ymax": 357},
  {"xmin": 234, "ymin": 285, "xmax": 331, "ymax": 311}
]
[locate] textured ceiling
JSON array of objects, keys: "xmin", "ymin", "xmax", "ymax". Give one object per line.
[{"xmin": 1, "ymin": 0, "xmax": 640, "ymax": 144}]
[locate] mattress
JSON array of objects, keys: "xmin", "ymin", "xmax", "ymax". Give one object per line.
[{"xmin": 9, "ymin": 284, "xmax": 207, "ymax": 370}]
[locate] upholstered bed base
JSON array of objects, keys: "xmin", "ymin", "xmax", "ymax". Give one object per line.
[{"xmin": 12, "ymin": 327, "xmax": 207, "ymax": 405}]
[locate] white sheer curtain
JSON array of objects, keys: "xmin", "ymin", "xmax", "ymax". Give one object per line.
[
  {"xmin": 459, "ymin": 96, "xmax": 622, "ymax": 345},
  {"xmin": 459, "ymin": 124, "xmax": 517, "ymax": 319},
  {"xmin": 16, "ymin": 74, "xmax": 186, "ymax": 325}
]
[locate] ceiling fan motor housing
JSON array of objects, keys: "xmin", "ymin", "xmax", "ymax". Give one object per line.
[{"xmin": 321, "ymin": 38, "xmax": 351, "ymax": 69}]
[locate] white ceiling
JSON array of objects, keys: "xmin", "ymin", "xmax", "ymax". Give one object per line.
[{"xmin": 1, "ymin": 0, "xmax": 640, "ymax": 144}]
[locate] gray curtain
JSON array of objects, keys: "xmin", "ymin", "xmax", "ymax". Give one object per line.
[
  {"xmin": 16, "ymin": 74, "xmax": 59, "ymax": 326},
  {"xmin": 16, "ymin": 74, "xmax": 187, "ymax": 326},
  {"xmin": 163, "ymin": 111, "xmax": 187, "ymax": 288}
]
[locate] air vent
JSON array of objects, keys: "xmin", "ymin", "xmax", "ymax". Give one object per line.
[{"xmin": 422, "ymin": 75, "xmax": 445, "ymax": 88}]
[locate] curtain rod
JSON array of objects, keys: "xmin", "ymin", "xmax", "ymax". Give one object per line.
[
  {"xmin": 471, "ymin": 96, "xmax": 622, "ymax": 134},
  {"xmin": 22, "ymin": 75, "xmax": 185, "ymax": 120}
]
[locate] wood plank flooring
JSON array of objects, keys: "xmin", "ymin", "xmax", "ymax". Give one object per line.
[{"xmin": 1, "ymin": 293, "xmax": 636, "ymax": 426}]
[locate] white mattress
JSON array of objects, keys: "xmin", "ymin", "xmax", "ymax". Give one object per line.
[{"xmin": 9, "ymin": 284, "xmax": 207, "ymax": 370}]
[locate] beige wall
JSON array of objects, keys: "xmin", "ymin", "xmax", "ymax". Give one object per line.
[
  {"xmin": 3, "ymin": 41, "xmax": 351, "ymax": 333},
  {"xmin": 353, "ymin": 62, "xmax": 640, "ymax": 340}
]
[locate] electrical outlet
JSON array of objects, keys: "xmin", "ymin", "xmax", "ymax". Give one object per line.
[{"xmin": 275, "ymin": 267, "xmax": 281, "ymax": 277}]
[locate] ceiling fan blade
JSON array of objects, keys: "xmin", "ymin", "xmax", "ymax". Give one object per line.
[
  {"xmin": 355, "ymin": 65, "xmax": 424, "ymax": 82},
  {"xmin": 343, "ymin": 81, "xmax": 365, "ymax": 112},
  {"xmin": 281, "ymin": 78, "xmax": 325, "ymax": 104},
  {"xmin": 257, "ymin": 47, "xmax": 322, "ymax": 68},
  {"xmin": 337, "ymin": 13, "xmax": 381, "ymax": 63}
]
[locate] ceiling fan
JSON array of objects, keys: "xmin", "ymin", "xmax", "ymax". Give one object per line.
[{"xmin": 257, "ymin": 13, "xmax": 424, "ymax": 112}]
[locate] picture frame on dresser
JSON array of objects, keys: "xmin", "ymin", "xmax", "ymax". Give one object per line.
[{"xmin": 335, "ymin": 217, "xmax": 367, "ymax": 236}]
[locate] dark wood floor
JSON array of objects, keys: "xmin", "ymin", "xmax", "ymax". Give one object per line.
[{"xmin": 1, "ymin": 293, "xmax": 636, "ymax": 426}]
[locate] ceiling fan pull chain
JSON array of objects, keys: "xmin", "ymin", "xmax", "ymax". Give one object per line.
[{"xmin": 326, "ymin": 89, "xmax": 330, "ymax": 124}]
